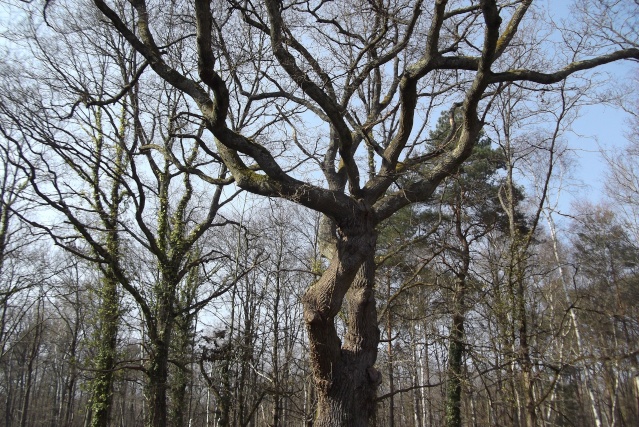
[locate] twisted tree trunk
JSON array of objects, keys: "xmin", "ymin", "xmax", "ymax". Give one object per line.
[{"xmin": 304, "ymin": 217, "xmax": 380, "ymax": 426}]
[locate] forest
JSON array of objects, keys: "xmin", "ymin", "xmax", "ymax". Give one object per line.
[{"xmin": 0, "ymin": 0, "xmax": 638, "ymax": 426}]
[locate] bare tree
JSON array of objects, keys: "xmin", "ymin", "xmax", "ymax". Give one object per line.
[
  {"xmin": 75, "ymin": 0, "xmax": 639, "ymax": 424},
  {"xmin": 0, "ymin": 4, "xmax": 245, "ymax": 426},
  {"xmin": 2, "ymin": 0, "xmax": 638, "ymax": 424}
]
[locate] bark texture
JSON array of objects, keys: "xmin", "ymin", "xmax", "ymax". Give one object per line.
[{"xmin": 304, "ymin": 214, "xmax": 380, "ymax": 426}]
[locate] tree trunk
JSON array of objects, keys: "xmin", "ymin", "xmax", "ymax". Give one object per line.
[
  {"xmin": 148, "ymin": 338, "xmax": 170, "ymax": 427},
  {"xmin": 445, "ymin": 304, "xmax": 465, "ymax": 427},
  {"xmin": 89, "ymin": 273, "xmax": 119, "ymax": 427},
  {"xmin": 446, "ymin": 228, "xmax": 469, "ymax": 427},
  {"xmin": 169, "ymin": 361, "xmax": 188, "ymax": 427},
  {"xmin": 546, "ymin": 212, "xmax": 604, "ymax": 427},
  {"xmin": 517, "ymin": 273, "xmax": 536, "ymax": 427},
  {"xmin": 271, "ymin": 249, "xmax": 283, "ymax": 427},
  {"xmin": 169, "ymin": 284, "xmax": 197, "ymax": 427},
  {"xmin": 19, "ymin": 311, "xmax": 43, "ymax": 427},
  {"xmin": 304, "ymin": 220, "xmax": 380, "ymax": 426},
  {"xmin": 386, "ymin": 277, "xmax": 395, "ymax": 427},
  {"xmin": 89, "ymin": 106, "xmax": 124, "ymax": 427},
  {"xmin": 148, "ymin": 288, "xmax": 174, "ymax": 427}
]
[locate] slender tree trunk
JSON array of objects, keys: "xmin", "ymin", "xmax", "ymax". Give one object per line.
[
  {"xmin": 545, "ymin": 213, "xmax": 604, "ymax": 427},
  {"xmin": 89, "ymin": 105, "xmax": 125, "ymax": 427},
  {"xmin": 516, "ymin": 273, "xmax": 537, "ymax": 427},
  {"xmin": 169, "ymin": 349, "xmax": 189, "ymax": 427},
  {"xmin": 271, "ymin": 251, "xmax": 282, "ymax": 427},
  {"xmin": 442, "ymin": 190, "xmax": 476, "ymax": 427},
  {"xmin": 19, "ymin": 309, "xmax": 43, "ymax": 427},
  {"xmin": 218, "ymin": 362, "xmax": 232, "ymax": 427},
  {"xmin": 445, "ymin": 219, "xmax": 470, "ymax": 427},
  {"xmin": 303, "ymin": 371, "xmax": 316, "ymax": 427},
  {"xmin": 89, "ymin": 273, "xmax": 119, "ymax": 427},
  {"xmin": 421, "ymin": 339, "xmax": 431, "ymax": 427},
  {"xmin": 147, "ymin": 279, "xmax": 175, "ymax": 427},
  {"xmin": 445, "ymin": 283, "xmax": 465, "ymax": 427},
  {"xmin": 5, "ymin": 362, "xmax": 14, "ymax": 427},
  {"xmin": 63, "ymin": 338, "xmax": 78, "ymax": 426},
  {"xmin": 412, "ymin": 340, "xmax": 423, "ymax": 427},
  {"xmin": 386, "ymin": 278, "xmax": 394, "ymax": 427},
  {"xmin": 408, "ymin": 317, "xmax": 430, "ymax": 427},
  {"xmin": 169, "ymin": 263, "xmax": 199, "ymax": 427}
]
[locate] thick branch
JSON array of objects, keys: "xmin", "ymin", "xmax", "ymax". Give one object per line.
[{"xmin": 490, "ymin": 48, "xmax": 639, "ymax": 84}]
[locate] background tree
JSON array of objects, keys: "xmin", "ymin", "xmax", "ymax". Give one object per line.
[
  {"xmin": 0, "ymin": 4, "xmax": 246, "ymax": 426},
  {"xmin": 569, "ymin": 203, "xmax": 639, "ymax": 426}
]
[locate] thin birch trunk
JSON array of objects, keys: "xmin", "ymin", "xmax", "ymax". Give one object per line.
[{"xmin": 546, "ymin": 212, "xmax": 603, "ymax": 427}]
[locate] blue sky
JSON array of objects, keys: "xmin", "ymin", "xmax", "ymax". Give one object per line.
[
  {"xmin": 545, "ymin": 0, "xmax": 638, "ymax": 213},
  {"xmin": 564, "ymin": 62, "xmax": 636, "ymax": 210}
]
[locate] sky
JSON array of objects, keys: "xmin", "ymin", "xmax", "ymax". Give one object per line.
[
  {"xmin": 536, "ymin": 0, "xmax": 638, "ymax": 216},
  {"xmin": 561, "ymin": 62, "xmax": 636, "ymax": 212}
]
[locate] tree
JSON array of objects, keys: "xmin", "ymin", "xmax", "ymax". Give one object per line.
[
  {"xmin": 5, "ymin": 0, "xmax": 639, "ymax": 424},
  {"xmin": 376, "ymin": 110, "xmax": 516, "ymax": 426},
  {"xmin": 0, "ymin": 4, "xmax": 247, "ymax": 425},
  {"xmin": 603, "ymin": 70, "xmax": 639, "ymax": 243},
  {"xmin": 0, "ymin": 62, "xmax": 38, "ymax": 364},
  {"xmin": 569, "ymin": 203, "xmax": 639, "ymax": 426},
  {"xmin": 435, "ymin": 131, "xmax": 510, "ymax": 427},
  {"xmin": 198, "ymin": 201, "xmax": 314, "ymax": 426}
]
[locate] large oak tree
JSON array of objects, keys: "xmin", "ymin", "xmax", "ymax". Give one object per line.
[{"xmin": 10, "ymin": 0, "xmax": 639, "ymax": 425}]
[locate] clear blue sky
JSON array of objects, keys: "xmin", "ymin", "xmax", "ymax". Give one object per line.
[
  {"xmin": 543, "ymin": 0, "xmax": 637, "ymax": 213},
  {"xmin": 564, "ymin": 62, "xmax": 636, "ymax": 211}
]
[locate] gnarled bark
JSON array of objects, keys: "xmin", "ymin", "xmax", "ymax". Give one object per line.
[{"xmin": 304, "ymin": 216, "xmax": 380, "ymax": 426}]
